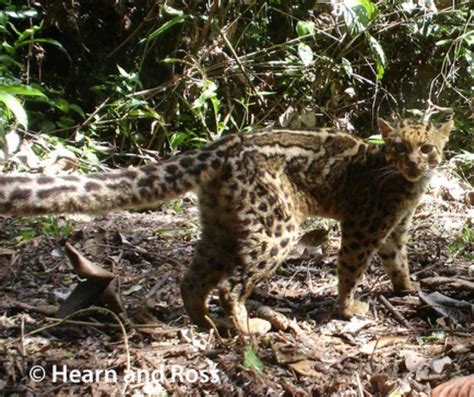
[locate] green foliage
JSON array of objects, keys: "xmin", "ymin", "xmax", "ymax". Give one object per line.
[
  {"xmin": 40, "ymin": 216, "xmax": 73, "ymax": 239},
  {"xmin": 9, "ymin": 216, "xmax": 72, "ymax": 243},
  {"xmin": 0, "ymin": 0, "xmax": 471, "ymax": 174},
  {"xmin": 243, "ymin": 346, "xmax": 264, "ymax": 372},
  {"xmin": 449, "ymin": 221, "xmax": 474, "ymax": 260},
  {"xmin": 418, "ymin": 331, "xmax": 446, "ymax": 344}
]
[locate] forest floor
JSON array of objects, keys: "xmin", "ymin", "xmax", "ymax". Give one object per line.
[{"xmin": 0, "ymin": 168, "xmax": 473, "ymax": 396}]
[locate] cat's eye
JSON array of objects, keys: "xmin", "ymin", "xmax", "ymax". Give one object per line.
[{"xmin": 420, "ymin": 144, "xmax": 435, "ymax": 154}]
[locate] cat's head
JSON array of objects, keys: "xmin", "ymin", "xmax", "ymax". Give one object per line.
[{"xmin": 378, "ymin": 118, "xmax": 453, "ymax": 182}]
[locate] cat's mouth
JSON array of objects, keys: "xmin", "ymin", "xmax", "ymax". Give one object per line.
[{"xmin": 399, "ymin": 165, "xmax": 429, "ymax": 182}]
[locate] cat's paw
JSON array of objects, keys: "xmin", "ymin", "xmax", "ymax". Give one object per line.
[
  {"xmin": 406, "ymin": 281, "xmax": 420, "ymax": 291},
  {"xmin": 394, "ymin": 280, "xmax": 419, "ymax": 293},
  {"xmin": 340, "ymin": 300, "xmax": 369, "ymax": 318}
]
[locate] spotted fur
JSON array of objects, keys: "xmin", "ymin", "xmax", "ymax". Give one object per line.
[{"xmin": 0, "ymin": 118, "xmax": 452, "ymax": 334}]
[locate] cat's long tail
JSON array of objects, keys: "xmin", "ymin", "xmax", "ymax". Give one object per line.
[{"xmin": 0, "ymin": 134, "xmax": 241, "ymax": 216}]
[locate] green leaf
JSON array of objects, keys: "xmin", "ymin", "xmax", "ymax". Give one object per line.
[
  {"xmin": 297, "ymin": 43, "xmax": 313, "ymax": 66},
  {"xmin": 0, "ymin": 54, "xmax": 22, "ymax": 69},
  {"xmin": 367, "ymin": 134, "xmax": 384, "ymax": 144},
  {"xmin": 367, "ymin": 35, "xmax": 387, "ymax": 79},
  {"xmin": 70, "ymin": 104, "xmax": 85, "ymax": 118},
  {"xmin": 0, "ymin": 84, "xmax": 46, "ymax": 97},
  {"xmin": 243, "ymin": 346, "xmax": 264, "ymax": 372},
  {"xmin": 117, "ymin": 65, "xmax": 130, "ymax": 78},
  {"xmin": 192, "ymin": 80, "xmax": 218, "ymax": 109},
  {"xmin": 15, "ymin": 38, "xmax": 64, "ymax": 50},
  {"xmin": 341, "ymin": 57, "xmax": 353, "ymax": 77},
  {"xmin": 296, "ymin": 20, "xmax": 315, "ymax": 37},
  {"xmin": 343, "ymin": 0, "xmax": 378, "ymax": 34},
  {"xmin": 0, "ymin": 91, "xmax": 27, "ymax": 128},
  {"xmin": 145, "ymin": 15, "xmax": 188, "ymax": 43},
  {"xmin": 5, "ymin": 9, "xmax": 38, "ymax": 19},
  {"xmin": 162, "ymin": 5, "xmax": 184, "ymax": 16}
]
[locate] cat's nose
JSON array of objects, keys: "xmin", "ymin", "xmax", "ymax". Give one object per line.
[{"xmin": 407, "ymin": 160, "xmax": 417, "ymax": 170}]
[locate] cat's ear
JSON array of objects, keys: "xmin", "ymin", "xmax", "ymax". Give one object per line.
[
  {"xmin": 378, "ymin": 118, "xmax": 395, "ymax": 138},
  {"xmin": 438, "ymin": 119, "xmax": 453, "ymax": 141}
]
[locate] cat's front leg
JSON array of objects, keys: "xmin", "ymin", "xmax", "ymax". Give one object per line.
[
  {"xmin": 337, "ymin": 235, "xmax": 376, "ymax": 317},
  {"xmin": 378, "ymin": 211, "xmax": 418, "ymax": 291}
]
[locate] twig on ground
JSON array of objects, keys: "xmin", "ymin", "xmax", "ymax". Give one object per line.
[{"xmin": 379, "ymin": 295, "xmax": 412, "ymax": 329}]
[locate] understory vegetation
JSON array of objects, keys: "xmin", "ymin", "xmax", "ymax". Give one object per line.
[{"xmin": 0, "ymin": 0, "xmax": 472, "ymax": 177}]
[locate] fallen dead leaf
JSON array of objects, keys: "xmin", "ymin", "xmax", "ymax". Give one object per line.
[
  {"xmin": 288, "ymin": 360, "xmax": 323, "ymax": 378},
  {"xmin": 432, "ymin": 356, "xmax": 453, "ymax": 374},
  {"xmin": 404, "ymin": 350, "xmax": 427, "ymax": 372}
]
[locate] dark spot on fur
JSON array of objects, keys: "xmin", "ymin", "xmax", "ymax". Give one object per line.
[
  {"xmin": 166, "ymin": 164, "xmax": 179, "ymax": 175},
  {"xmin": 37, "ymin": 186, "xmax": 77, "ymax": 199},
  {"xmin": 266, "ymin": 216, "xmax": 274, "ymax": 228},
  {"xmin": 216, "ymin": 150, "xmax": 225, "ymax": 157},
  {"xmin": 123, "ymin": 170, "xmax": 139, "ymax": 179},
  {"xmin": 275, "ymin": 224, "xmax": 282, "ymax": 234},
  {"xmin": 141, "ymin": 165, "xmax": 158, "ymax": 175},
  {"xmin": 198, "ymin": 152, "xmax": 211, "ymax": 162},
  {"xmin": 37, "ymin": 176, "xmax": 55, "ymax": 184},
  {"xmin": 211, "ymin": 158, "xmax": 221, "ymax": 169},
  {"xmin": 242, "ymin": 218, "xmax": 251, "ymax": 226},
  {"xmin": 257, "ymin": 261, "xmax": 267, "ymax": 270},
  {"xmin": 269, "ymin": 246, "xmax": 278, "ymax": 256},
  {"xmin": 106, "ymin": 182, "xmax": 132, "ymax": 191},
  {"xmin": 189, "ymin": 163, "xmax": 207, "ymax": 176},
  {"xmin": 258, "ymin": 203, "xmax": 267, "ymax": 212},
  {"xmin": 181, "ymin": 180, "xmax": 193, "ymax": 190},
  {"xmin": 139, "ymin": 188, "xmax": 151, "ymax": 199},
  {"xmin": 88, "ymin": 174, "xmax": 108, "ymax": 181},
  {"xmin": 249, "ymin": 192, "xmax": 256, "ymax": 204},
  {"xmin": 0, "ymin": 176, "xmax": 31, "ymax": 185},
  {"xmin": 380, "ymin": 251, "xmax": 397, "ymax": 260},
  {"xmin": 10, "ymin": 189, "xmax": 31, "ymax": 201},
  {"xmin": 138, "ymin": 177, "xmax": 152, "ymax": 187},
  {"xmin": 180, "ymin": 157, "xmax": 194, "ymax": 168},
  {"xmin": 221, "ymin": 163, "xmax": 232, "ymax": 180},
  {"xmin": 280, "ymin": 238, "xmax": 289, "ymax": 248},
  {"xmin": 63, "ymin": 176, "xmax": 80, "ymax": 182},
  {"xmin": 159, "ymin": 183, "xmax": 168, "ymax": 195},
  {"xmin": 85, "ymin": 181, "xmax": 101, "ymax": 192}
]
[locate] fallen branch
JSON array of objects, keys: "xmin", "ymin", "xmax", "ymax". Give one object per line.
[
  {"xmin": 379, "ymin": 295, "xmax": 412, "ymax": 329},
  {"xmin": 420, "ymin": 276, "xmax": 474, "ymax": 292}
]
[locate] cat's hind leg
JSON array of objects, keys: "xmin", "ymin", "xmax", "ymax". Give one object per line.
[{"xmin": 180, "ymin": 238, "xmax": 228, "ymax": 329}]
